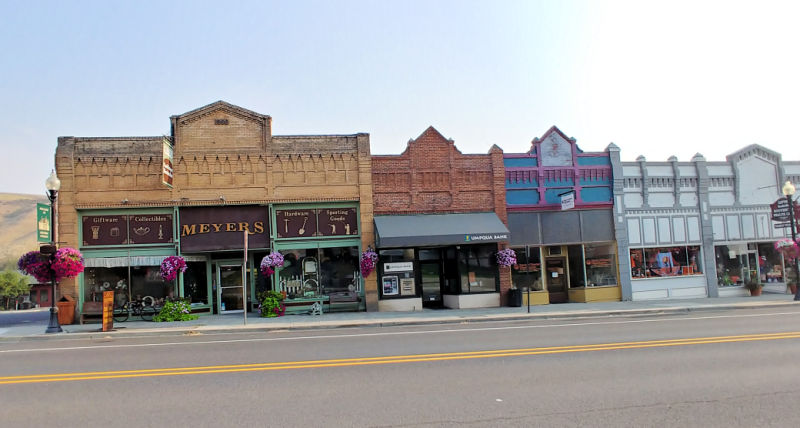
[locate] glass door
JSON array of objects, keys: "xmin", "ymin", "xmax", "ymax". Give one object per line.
[
  {"xmin": 216, "ymin": 262, "xmax": 248, "ymax": 313},
  {"xmin": 546, "ymin": 258, "xmax": 568, "ymax": 303},
  {"xmin": 420, "ymin": 262, "xmax": 443, "ymax": 307}
]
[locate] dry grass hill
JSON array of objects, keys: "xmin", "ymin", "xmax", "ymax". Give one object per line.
[{"xmin": 0, "ymin": 193, "xmax": 47, "ymax": 271}]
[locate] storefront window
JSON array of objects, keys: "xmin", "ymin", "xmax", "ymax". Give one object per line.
[
  {"xmin": 459, "ymin": 245, "xmax": 497, "ymax": 293},
  {"xmin": 84, "ymin": 267, "xmax": 128, "ymax": 306},
  {"xmin": 630, "ymin": 246, "xmax": 703, "ymax": 279},
  {"xmin": 511, "ymin": 247, "xmax": 543, "ymax": 291},
  {"xmin": 714, "ymin": 245, "xmax": 751, "ymax": 287},
  {"xmin": 584, "ymin": 243, "xmax": 618, "ymax": 286},
  {"xmin": 183, "ymin": 261, "xmax": 208, "ymax": 304},
  {"xmin": 130, "ymin": 265, "xmax": 172, "ymax": 306},
  {"xmin": 757, "ymin": 243, "xmax": 784, "ymax": 283},
  {"xmin": 278, "ymin": 247, "xmax": 359, "ymax": 298}
]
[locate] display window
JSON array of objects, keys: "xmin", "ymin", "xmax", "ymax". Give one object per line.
[
  {"xmin": 568, "ymin": 245, "xmax": 585, "ymax": 288},
  {"xmin": 584, "ymin": 243, "xmax": 618, "ymax": 286},
  {"xmin": 183, "ymin": 261, "xmax": 209, "ymax": 304},
  {"xmin": 277, "ymin": 246, "xmax": 360, "ymax": 299},
  {"xmin": 629, "ymin": 246, "xmax": 703, "ymax": 279},
  {"xmin": 757, "ymin": 243, "xmax": 784, "ymax": 283},
  {"xmin": 458, "ymin": 245, "xmax": 498, "ymax": 293},
  {"xmin": 511, "ymin": 247, "xmax": 543, "ymax": 291}
]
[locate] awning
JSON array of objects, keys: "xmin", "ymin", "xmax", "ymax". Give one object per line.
[
  {"xmin": 84, "ymin": 256, "xmax": 168, "ymax": 268},
  {"xmin": 374, "ymin": 213, "xmax": 510, "ymax": 248}
]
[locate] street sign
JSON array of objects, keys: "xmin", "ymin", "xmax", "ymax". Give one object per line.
[
  {"xmin": 771, "ymin": 198, "xmax": 799, "ymax": 221},
  {"xmin": 774, "ymin": 222, "xmax": 792, "ymax": 229},
  {"xmin": 36, "ymin": 203, "xmax": 51, "ymax": 243}
]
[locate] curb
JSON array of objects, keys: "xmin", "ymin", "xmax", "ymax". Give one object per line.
[{"xmin": 3, "ymin": 300, "xmax": 797, "ymax": 342}]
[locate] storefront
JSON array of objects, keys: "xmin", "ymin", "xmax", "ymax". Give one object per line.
[
  {"xmin": 505, "ymin": 127, "xmax": 621, "ymax": 304},
  {"xmin": 374, "ymin": 212, "xmax": 510, "ymax": 310},
  {"xmin": 79, "ymin": 209, "xmax": 179, "ymax": 314},
  {"xmin": 272, "ymin": 204, "xmax": 363, "ymax": 313}
]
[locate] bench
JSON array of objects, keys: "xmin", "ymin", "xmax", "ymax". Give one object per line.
[{"xmin": 80, "ymin": 302, "xmax": 103, "ymax": 324}]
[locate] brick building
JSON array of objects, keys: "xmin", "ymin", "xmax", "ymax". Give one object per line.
[
  {"xmin": 371, "ymin": 127, "xmax": 511, "ymax": 311},
  {"xmin": 54, "ymin": 101, "xmax": 377, "ymax": 320}
]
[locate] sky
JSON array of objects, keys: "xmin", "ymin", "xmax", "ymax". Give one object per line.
[{"xmin": 1, "ymin": 0, "xmax": 798, "ymax": 195}]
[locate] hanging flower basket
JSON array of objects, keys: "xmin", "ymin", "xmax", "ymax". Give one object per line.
[
  {"xmin": 496, "ymin": 248, "xmax": 517, "ymax": 268},
  {"xmin": 160, "ymin": 256, "xmax": 187, "ymax": 282},
  {"xmin": 260, "ymin": 252, "xmax": 285, "ymax": 276},
  {"xmin": 52, "ymin": 248, "xmax": 85, "ymax": 281},
  {"xmin": 360, "ymin": 247, "xmax": 378, "ymax": 277},
  {"xmin": 18, "ymin": 248, "xmax": 84, "ymax": 283},
  {"xmin": 775, "ymin": 238, "xmax": 800, "ymax": 260}
]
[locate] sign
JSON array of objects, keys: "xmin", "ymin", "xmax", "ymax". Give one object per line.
[
  {"xmin": 128, "ymin": 214, "xmax": 173, "ymax": 244},
  {"xmin": 771, "ymin": 198, "xmax": 799, "ymax": 221},
  {"xmin": 275, "ymin": 209, "xmax": 317, "ymax": 238},
  {"xmin": 560, "ymin": 191, "xmax": 575, "ymax": 211},
  {"xmin": 82, "ymin": 215, "xmax": 128, "ymax": 246},
  {"xmin": 102, "ymin": 291, "xmax": 114, "ymax": 332},
  {"xmin": 400, "ymin": 278, "xmax": 415, "ymax": 296},
  {"xmin": 162, "ymin": 137, "xmax": 174, "ymax": 187},
  {"xmin": 465, "ymin": 234, "xmax": 509, "ymax": 242},
  {"xmin": 384, "ymin": 262, "xmax": 414, "ymax": 273},
  {"xmin": 382, "ymin": 275, "xmax": 399, "ymax": 295},
  {"xmin": 275, "ymin": 207, "xmax": 359, "ymax": 239},
  {"xmin": 36, "ymin": 203, "xmax": 51, "ymax": 243},
  {"xmin": 317, "ymin": 208, "xmax": 358, "ymax": 237},
  {"xmin": 774, "ymin": 222, "xmax": 798, "ymax": 229},
  {"xmin": 179, "ymin": 206, "xmax": 269, "ymax": 252}
]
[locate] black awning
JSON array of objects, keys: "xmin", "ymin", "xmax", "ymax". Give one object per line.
[{"xmin": 374, "ymin": 212, "xmax": 510, "ymax": 248}]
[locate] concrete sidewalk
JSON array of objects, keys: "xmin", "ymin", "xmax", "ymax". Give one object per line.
[{"xmin": 2, "ymin": 293, "xmax": 799, "ymax": 341}]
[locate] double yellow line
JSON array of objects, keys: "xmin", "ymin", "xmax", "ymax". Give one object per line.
[{"xmin": 3, "ymin": 331, "xmax": 799, "ymax": 385}]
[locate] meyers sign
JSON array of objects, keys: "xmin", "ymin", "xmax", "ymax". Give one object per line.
[{"xmin": 179, "ymin": 206, "xmax": 269, "ymax": 252}]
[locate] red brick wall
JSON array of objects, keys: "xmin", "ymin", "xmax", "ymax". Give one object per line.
[{"xmin": 372, "ymin": 127, "xmax": 512, "ymax": 304}]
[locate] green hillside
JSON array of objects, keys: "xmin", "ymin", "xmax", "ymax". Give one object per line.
[{"xmin": 0, "ymin": 193, "xmax": 47, "ymax": 271}]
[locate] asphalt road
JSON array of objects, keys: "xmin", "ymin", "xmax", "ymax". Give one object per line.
[{"xmin": 2, "ymin": 307, "xmax": 800, "ymax": 427}]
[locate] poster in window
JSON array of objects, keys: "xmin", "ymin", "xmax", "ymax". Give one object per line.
[
  {"xmin": 400, "ymin": 278, "xmax": 415, "ymax": 296},
  {"xmin": 382, "ymin": 275, "xmax": 399, "ymax": 296}
]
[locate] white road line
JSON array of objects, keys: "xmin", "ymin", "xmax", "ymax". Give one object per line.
[{"xmin": 1, "ymin": 311, "xmax": 799, "ymax": 354}]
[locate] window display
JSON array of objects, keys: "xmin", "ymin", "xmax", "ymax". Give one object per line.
[
  {"xmin": 630, "ymin": 246, "xmax": 703, "ymax": 279},
  {"xmin": 458, "ymin": 245, "xmax": 498, "ymax": 293},
  {"xmin": 183, "ymin": 261, "xmax": 208, "ymax": 304},
  {"xmin": 511, "ymin": 247, "xmax": 543, "ymax": 291},
  {"xmin": 584, "ymin": 243, "xmax": 618, "ymax": 286},
  {"xmin": 278, "ymin": 247, "xmax": 359, "ymax": 299},
  {"xmin": 757, "ymin": 243, "xmax": 784, "ymax": 283}
]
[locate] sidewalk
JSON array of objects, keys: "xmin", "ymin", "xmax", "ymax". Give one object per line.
[{"xmin": 2, "ymin": 293, "xmax": 798, "ymax": 341}]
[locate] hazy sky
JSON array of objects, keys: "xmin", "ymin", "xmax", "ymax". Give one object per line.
[{"xmin": 2, "ymin": 0, "xmax": 798, "ymax": 195}]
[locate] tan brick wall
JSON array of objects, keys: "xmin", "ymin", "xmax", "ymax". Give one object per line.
[{"xmin": 54, "ymin": 101, "xmax": 378, "ymax": 310}]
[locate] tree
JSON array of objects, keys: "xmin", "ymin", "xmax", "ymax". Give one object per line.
[{"xmin": 0, "ymin": 270, "xmax": 30, "ymax": 310}]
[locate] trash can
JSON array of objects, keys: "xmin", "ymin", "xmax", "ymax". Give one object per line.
[
  {"xmin": 56, "ymin": 295, "xmax": 76, "ymax": 325},
  {"xmin": 508, "ymin": 288, "xmax": 522, "ymax": 307}
]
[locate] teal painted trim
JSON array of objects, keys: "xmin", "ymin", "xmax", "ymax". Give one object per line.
[
  {"xmin": 581, "ymin": 187, "xmax": 613, "ymax": 202},
  {"xmin": 542, "ymin": 178, "xmax": 574, "ymax": 187},
  {"xmin": 579, "ymin": 177, "xmax": 611, "ymax": 185},
  {"xmin": 544, "ymin": 188, "xmax": 573, "ymax": 204},
  {"xmin": 507, "ymin": 189, "xmax": 539, "ymax": 205},
  {"xmin": 273, "ymin": 238, "xmax": 362, "ymax": 251},
  {"xmin": 79, "ymin": 208, "xmax": 174, "ymax": 215},
  {"xmin": 506, "ymin": 179, "xmax": 538, "ymax": 189},
  {"xmin": 577, "ymin": 156, "xmax": 611, "ymax": 166},
  {"xmin": 271, "ymin": 202, "xmax": 361, "ymax": 243},
  {"xmin": 504, "ymin": 158, "xmax": 537, "ymax": 168}
]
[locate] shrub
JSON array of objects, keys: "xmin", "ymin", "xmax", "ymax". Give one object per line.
[{"xmin": 153, "ymin": 299, "xmax": 198, "ymax": 322}]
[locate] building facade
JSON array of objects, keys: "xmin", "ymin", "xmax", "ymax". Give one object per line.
[
  {"xmin": 615, "ymin": 145, "xmax": 800, "ymax": 300},
  {"xmin": 504, "ymin": 127, "xmax": 621, "ymax": 305},
  {"xmin": 371, "ymin": 127, "xmax": 510, "ymax": 311},
  {"xmin": 54, "ymin": 101, "xmax": 377, "ymax": 318}
]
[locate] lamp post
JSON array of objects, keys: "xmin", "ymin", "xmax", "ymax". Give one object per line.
[
  {"xmin": 45, "ymin": 170, "xmax": 62, "ymax": 333},
  {"xmin": 782, "ymin": 180, "xmax": 800, "ymax": 301}
]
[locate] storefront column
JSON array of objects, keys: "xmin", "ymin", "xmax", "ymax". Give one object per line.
[{"xmin": 694, "ymin": 154, "xmax": 720, "ymax": 297}]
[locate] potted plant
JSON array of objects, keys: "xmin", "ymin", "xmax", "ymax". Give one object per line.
[{"xmin": 744, "ymin": 280, "xmax": 763, "ymax": 296}]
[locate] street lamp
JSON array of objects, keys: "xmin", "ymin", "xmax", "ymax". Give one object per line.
[
  {"xmin": 44, "ymin": 170, "xmax": 62, "ymax": 333},
  {"xmin": 782, "ymin": 180, "xmax": 800, "ymax": 301}
]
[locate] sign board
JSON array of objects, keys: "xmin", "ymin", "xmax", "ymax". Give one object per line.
[
  {"xmin": 179, "ymin": 206, "xmax": 269, "ymax": 252},
  {"xmin": 382, "ymin": 275, "xmax": 399, "ymax": 296},
  {"xmin": 560, "ymin": 191, "xmax": 575, "ymax": 211},
  {"xmin": 36, "ymin": 203, "xmax": 51, "ymax": 243},
  {"xmin": 400, "ymin": 278, "xmax": 415, "ymax": 296},
  {"xmin": 771, "ymin": 198, "xmax": 799, "ymax": 221},
  {"xmin": 383, "ymin": 262, "xmax": 413, "ymax": 273},
  {"xmin": 102, "ymin": 291, "xmax": 114, "ymax": 332},
  {"xmin": 162, "ymin": 137, "xmax": 174, "ymax": 187},
  {"xmin": 275, "ymin": 207, "xmax": 359, "ymax": 239}
]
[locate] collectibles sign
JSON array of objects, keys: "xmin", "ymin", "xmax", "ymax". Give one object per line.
[
  {"xmin": 36, "ymin": 203, "xmax": 51, "ymax": 243},
  {"xmin": 275, "ymin": 207, "xmax": 358, "ymax": 239},
  {"xmin": 82, "ymin": 214, "xmax": 173, "ymax": 246},
  {"xmin": 179, "ymin": 206, "xmax": 269, "ymax": 252}
]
